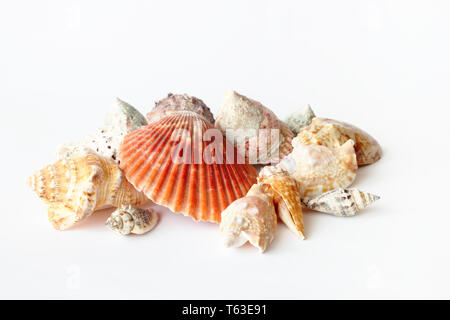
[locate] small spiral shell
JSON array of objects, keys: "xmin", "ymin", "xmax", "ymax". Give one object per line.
[{"xmin": 106, "ymin": 205, "xmax": 158, "ymax": 235}]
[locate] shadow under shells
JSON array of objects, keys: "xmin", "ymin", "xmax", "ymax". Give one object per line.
[{"xmin": 119, "ymin": 95, "xmax": 258, "ymax": 223}]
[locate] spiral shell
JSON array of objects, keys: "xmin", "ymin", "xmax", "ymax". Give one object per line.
[
  {"xmin": 28, "ymin": 154, "xmax": 148, "ymax": 230},
  {"xmin": 302, "ymin": 188, "xmax": 380, "ymax": 217},
  {"xmin": 220, "ymin": 184, "xmax": 277, "ymax": 253},
  {"xmin": 106, "ymin": 205, "xmax": 158, "ymax": 235}
]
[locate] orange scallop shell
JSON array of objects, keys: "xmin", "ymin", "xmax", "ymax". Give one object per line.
[{"xmin": 119, "ymin": 111, "xmax": 258, "ymax": 223}]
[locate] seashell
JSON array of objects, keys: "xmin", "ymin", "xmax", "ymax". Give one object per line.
[
  {"xmin": 301, "ymin": 188, "xmax": 380, "ymax": 217},
  {"xmin": 296, "ymin": 118, "xmax": 382, "ymax": 166},
  {"xmin": 278, "ymin": 139, "xmax": 358, "ymax": 198},
  {"xmin": 56, "ymin": 98, "xmax": 148, "ymax": 163},
  {"xmin": 284, "ymin": 104, "xmax": 316, "ymax": 134},
  {"xmin": 258, "ymin": 170, "xmax": 304, "ymax": 239},
  {"xmin": 28, "ymin": 154, "xmax": 148, "ymax": 230},
  {"xmin": 106, "ymin": 205, "xmax": 158, "ymax": 235},
  {"xmin": 147, "ymin": 93, "xmax": 215, "ymax": 125},
  {"xmin": 220, "ymin": 184, "xmax": 277, "ymax": 253},
  {"xmin": 119, "ymin": 94, "xmax": 258, "ymax": 223},
  {"xmin": 215, "ymin": 90, "xmax": 294, "ymax": 164}
]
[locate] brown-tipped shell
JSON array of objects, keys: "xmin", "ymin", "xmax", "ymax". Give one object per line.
[
  {"xmin": 220, "ymin": 184, "xmax": 277, "ymax": 253},
  {"xmin": 258, "ymin": 170, "xmax": 304, "ymax": 239},
  {"xmin": 296, "ymin": 118, "xmax": 382, "ymax": 166},
  {"xmin": 28, "ymin": 154, "xmax": 148, "ymax": 230},
  {"xmin": 119, "ymin": 109, "xmax": 258, "ymax": 223},
  {"xmin": 106, "ymin": 205, "xmax": 158, "ymax": 235},
  {"xmin": 302, "ymin": 188, "xmax": 380, "ymax": 217}
]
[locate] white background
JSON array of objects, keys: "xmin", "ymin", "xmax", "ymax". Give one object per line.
[{"xmin": 1, "ymin": 0, "xmax": 449, "ymax": 299}]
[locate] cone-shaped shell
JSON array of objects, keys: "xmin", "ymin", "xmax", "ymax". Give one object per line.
[
  {"xmin": 215, "ymin": 90, "xmax": 293, "ymax": 164},
  {"xmin": 220, "ymin": 184, "xmax": 277, "ymax": 253},
  {"xmin": 56, "ymin": 97, "xmax": 148, "ymax": 163},
  {"xmin": 119, "ymin": 108, "xmax": 258, "ymax": 223},
  {"xmin": 296, "ymin": 118, "xmax": 382, "ymax": 166},
  {"xmin": 279, "ymin": 140, "xmax": 358, "ymax": 198},
  {"xmin": 302, "ymin": 188, "xmax": 380, "ymax": 217},
  {"xmin": 258, "ymin": 169, "xmax": 304, "ymax": 239},
  {"xmin": 28, "ymin": 154, "xmax": 148, "ymax": 230}
]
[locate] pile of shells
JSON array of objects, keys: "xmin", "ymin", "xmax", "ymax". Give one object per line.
[{"xmin": 28, "ymin": 92, "xmax": 381, "ymax": 252}]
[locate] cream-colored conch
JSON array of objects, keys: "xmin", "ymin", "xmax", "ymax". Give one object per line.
[
  {"xmin": 278, "ymin": 139, "xmax": 358, "ymax": 198},
  {"xmin": 28, "ymin": 154, "xmax": 148, "ymax": 230},
  {"xmin": 220, "ymin": 184, "xmax": 277, "ymax": 253},
  {"xmin": 302, "ymin": 188, "xmax": 380, "ymax": 217},
  {"xmin": 296, "ymin": 118, "xmax": 381, "ymax": 166},
  {"xmin": 106, "ymin": 205, "xmax": 158, "ymax": 235},
  {"xmin": 258, "ymin": 167, "xmax": 305, "ymax": 239}
]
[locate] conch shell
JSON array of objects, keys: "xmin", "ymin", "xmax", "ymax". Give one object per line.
[
  {"xmin": 106, "ymin": 205, "xmax": 158, "ymax": 235},
  {"xmin": 258, "ymin": 168, "xmax": 304, "ymax": 239},
  {"xmin": 278, "ymin": 139, "xmax": 358, "ymax": 198},
  {"xmin": 28, "ymin": 154, "xmax": 148, "ymax": 230},
  {"xmin": 284, "ymin": 104, "xmax": 316, "ymax": 134},
  {"xmin": 296, "ymin": 118, "xmax": 382, "ymax": 166},
  {"xmin": 302, "ymin": 188, "xmax": 380, "ymax": 217},
  {"xmin": 215, "ymin": 90, "xmax": 294, "ymax": 164},
  {"xmin": 56, "ymin": 98, "xmax": 148, "ymax": 163},
  {"xmin": 119, "ymin": 94, "xmax": 258, "ymax": 223},
  {"xmin": 220, "ymin": 184, "xmax": 277, "ymax": 253}
]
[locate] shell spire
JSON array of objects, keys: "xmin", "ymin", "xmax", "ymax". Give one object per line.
[{"xmin": 119, "ymin": 94, "xmax": 258, "ymax": 223}]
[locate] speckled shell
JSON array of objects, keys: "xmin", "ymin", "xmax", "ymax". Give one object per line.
[
  {"xmin": 119, "ymin": 98, "xmax": 258, "ymax": 223},
  {"xmin": 220, "ymin": 184, "xmax": 277, "ymax": 253},
  {"xmin": 28, "ymin": 154, "xmax": 148, "ymax": 230},
  {"xmin": 106, "ymin": 205, "xmax": 158, "ymax": 235},
  {"xmin": 147, "ymin": 93, "xmax": 215, "ymax": 125},
  {"xmin": 258, "ymin": 169, "xmax": 304, "ymax": 239},
  {"xmin": 215, "ymin": 90, "xmax": 293, "ymax": 164},
  {"xmin": 278, "ymin": 139, "xmax": 358, "ymax": 198},
  {"xmin": 284, "ymin": 104, "xmax": 316, "ymax": 134},
  {"xmin": 56, "ymin": 98, "xmax": 148, "ymax": 163},
  {"xmin": 302, "ymin": 188, "xmax": 380, "ymax": 217},
  {"xmin": 296, "ymin": 118, "xmax": 382, "ymax": 166}
]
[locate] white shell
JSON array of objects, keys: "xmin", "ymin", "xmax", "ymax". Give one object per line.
[
  {"xmin": 56, "ymin": 98, "xmax": 147, "ymax": 163},
  {"xmin": 302, "ymin": 188, "xmax": 380, "ymax": 217},
  {"xmin": 106, "ymin": 205, "xmax": 158, "ymax": 235},
  {"xmin": 220, "ymin": 184, "xmax": 277, "ymax": 253}
]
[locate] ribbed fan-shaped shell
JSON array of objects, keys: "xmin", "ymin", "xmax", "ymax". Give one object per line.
[{"xmin": 119, "ymin": 111, "xmax": 258, "ymax": 223}]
